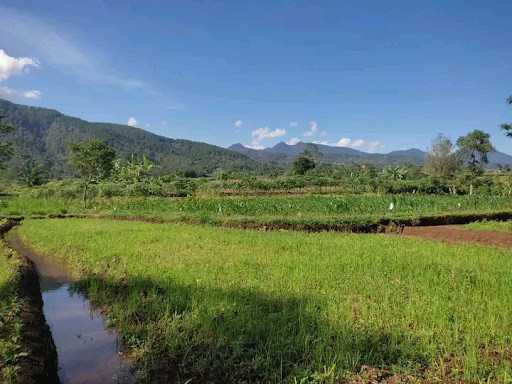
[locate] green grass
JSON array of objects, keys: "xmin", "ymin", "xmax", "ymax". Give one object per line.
[
  {"xmin": 0, "ymin": 239, "xmax": 24, "ymax": 382},
  {"xmin": 17, "ymin": 219, "xmax": 512, "ymax": 383},
  {"xmin": 3, "ymin": 194, "xmax": 512, "ymax": 227},
  {"xmin": 465, "ymin": 220, "xmax": 512, "ymax": 233}
]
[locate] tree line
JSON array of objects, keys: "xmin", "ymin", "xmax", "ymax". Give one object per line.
[{"xmin": 1, "ymin": 95, "xmax": 511, "ymax": 202}]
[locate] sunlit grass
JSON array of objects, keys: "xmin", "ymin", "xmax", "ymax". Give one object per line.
[
  {"xmin": 465, "ymin": 220, "xmax": 512, "ymax": 233},
  {"xmin": 17, "ymin": 218, "xmax": 512, "ymax": 383},
  {"xmin": 2, "ymin": 194, "xmax": 512, "ymax": 227}
]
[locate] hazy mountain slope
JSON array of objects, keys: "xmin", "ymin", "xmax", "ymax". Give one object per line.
[
  {"xmin": 0, "ymin": 99, "xmax": 259, "ymax": 177},
  {"xmin": 229, "ymin": 141, "xmax": 512, "ymax": 168},
  {"xmin": 488, "ymin": 150, "xmax": 512, "ymax": 168},
  {"xmin": 230, "ymin": 141, "xmax": 426, "ymax": 165}
]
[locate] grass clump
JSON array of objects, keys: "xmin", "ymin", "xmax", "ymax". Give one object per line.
[
  {"xmin": 0, "ymin": 240, "xmax": 24, "ymax": 382},
  {"xmin": 17, "ymin": 218, "xmax": 512, "ymax": 383},
  {"xmin": 465, "ymin": 220, "xmax": 512, "ymax": 233}
]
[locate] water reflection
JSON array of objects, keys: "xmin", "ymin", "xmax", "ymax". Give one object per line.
[{"xmin": 37, "ymin": 261, "xmax": 135, "ymax": 384}]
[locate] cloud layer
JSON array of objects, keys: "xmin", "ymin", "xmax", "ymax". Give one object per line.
[
  {"xmin": 303, "ymin": 121, "xmax": 318, "ymax": 137},
  {"xmin": 127, "ymin": 117, "xmax": 138, "ymax": 127},
  {"xmin": 335, "ymin": 137, "xmax": 384, "ymax": 152},
  {"xmin": 286, "ymin": 137, "xmax": 301, "ymax": 145},
  {"xmin": 244, "ymin": 119, "xmax": 385, "ymax": 153},
  {"xmin": 0, "ymin": 49, "xmax": 41, "ymax": 100},
  {"xmin": 233, "ymin": 119, "xmax": 243, "ymax": 129},
  {"xmin": 249, "ymin": 127, "xmax": 286, "ymax": 149},
  {"xmin": 0, "ymin": 49, "xmax": 38, "ymax": 81}
]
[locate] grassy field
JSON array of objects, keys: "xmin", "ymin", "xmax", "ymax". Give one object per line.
[
  {"xmin": 16, "ymin": 218, "xmax": 512, "ymax": 383},
  {"xmin": 465, "ymin": 220, "xmax": 512, "ymax": 233},
  {"xmin": 3, "ymin": 194, "xmax": 512, "ymax": 227},
  {"xmin": 0, "ymin": 238, "xmax": 23, "ymax": 382}
]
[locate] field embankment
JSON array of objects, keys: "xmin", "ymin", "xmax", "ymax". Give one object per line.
[
  {"xmin": 15, "ymin": 218, "xmax": 512, "ymax": 383},
  {"xmin": 0, "ymin": 220, "xmax": 58, "ymax": 383}
]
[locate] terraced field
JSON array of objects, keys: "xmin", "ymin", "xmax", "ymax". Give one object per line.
[{"xmin": 12, "ymin": 218, "xmax": 512, "ymax": 383}]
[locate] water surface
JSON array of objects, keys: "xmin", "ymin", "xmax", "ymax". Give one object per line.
[{"xmin": 12, "ymin": 236, "xmax": 135, "ymax": 384}]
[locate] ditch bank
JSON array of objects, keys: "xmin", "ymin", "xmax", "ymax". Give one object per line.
[{"xmin": 0, "ymin": 219, "xmax": 59, "ymax": 384}]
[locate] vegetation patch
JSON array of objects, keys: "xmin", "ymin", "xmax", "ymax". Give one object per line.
[
  {"xmin": 465, "ymin": 220, "xmax": 512, "ymax": 233},
  {"xmin": 16, "ymin": 218, "xmax": 512, "ymax": 383},
  {"xmin": 0, "ymin": 235, "xmax": 23, "ymax": 382},
  {"xmin": 2, "ymin": 194, "xmax": 512, "ymax": 230}
]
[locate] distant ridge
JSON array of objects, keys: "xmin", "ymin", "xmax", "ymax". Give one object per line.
[
  {"xmin": 229, "ymin": 141, "xmax": 512, "ymax": 168},
  {"xmin": 1, "ymin": 98, "xmax": 510, "ymax": 177},
  {"xmin": 0, "ymin": 98, "xmax": 259, "ymax": 177}
]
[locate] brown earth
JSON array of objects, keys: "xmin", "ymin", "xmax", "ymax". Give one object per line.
[{"xmin": 401, "ymin": 226, "xmax": 512, "ymax": 248}]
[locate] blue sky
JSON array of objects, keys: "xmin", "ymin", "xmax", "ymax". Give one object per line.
[{"xmin": 0, "ymin": 0, "xmax": 511, "ymax": 153}]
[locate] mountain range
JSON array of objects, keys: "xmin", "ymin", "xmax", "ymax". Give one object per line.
[
  {"xmin": 229, "ymin": 141, "xmax": 512, "ymax": 168},
  {"xmin": 1, "ymin": 98, "xmax": 511, "ymax": 178}
]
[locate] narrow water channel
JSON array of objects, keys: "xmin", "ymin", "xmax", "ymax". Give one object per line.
[{"xmin": 9, "ymin": 235, "xmax": 135, "ymax": 384}]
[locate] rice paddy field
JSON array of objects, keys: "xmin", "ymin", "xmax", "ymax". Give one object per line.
[
  {"xmin": 14, "ymin": 218, "xmax": 512, "ymax": 383},
  {"xmin": 2, "ymin": 194, "xmax": 512, "ymax": 227}
]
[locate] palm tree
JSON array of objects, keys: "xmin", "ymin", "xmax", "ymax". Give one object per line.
[{"xmin": 383, "ymin": 166, "xmax": 408, "ymax": 180}]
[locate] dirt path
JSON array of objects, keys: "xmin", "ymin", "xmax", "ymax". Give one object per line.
[{"xmin": 401, "ymin": 226, "xmax": 512, "ymax": 248}]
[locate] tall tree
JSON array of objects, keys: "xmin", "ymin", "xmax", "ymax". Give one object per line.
[
  {"xmin": 502, "ymin": 95, "xmax": 512, "ymax": 138},
  {"xmin": 456, "ymin": 130, "xmax": 493, "ymax": 195},
  {"xmin": 0, "ymin": 115, "xmax": 14, "ymax": 170},
  {"xmin": 456, "ymin": 130, "xmax": 493, "ymax": 172},
  {"xmin": 18, "ymin": 158, "xmax": 48, "ymax": 186},
  {"xmin": 292, "ymin": 152, "xmax": 316, "ymax": 175},
  {"xmin": 424, "ymin": 134, "xmax": 459, "ymax": 177},
  {"xmin": 69, "ymin": 138, "xmax": 116, "ymax": 207}
]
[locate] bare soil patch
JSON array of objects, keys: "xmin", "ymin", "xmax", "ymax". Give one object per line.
[{"xmin": 401, "ymin": 226, "xmax": 512, "ymax": 248}]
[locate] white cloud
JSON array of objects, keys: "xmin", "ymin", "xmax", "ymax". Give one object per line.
[
  {"xmin": 248, "ymin": 127, "xmax": 286, "ymax": 149},
  {"xmin": 0, "ymin": 49, "xmax": 41, "ymax": 100},
  {"xmin": 303, "ymin": 120, "xmax": 319, "ymax": 137},
  {"xmin": 335, "ymin": 137, "xmax": 384, "ymax": 152},
  {"xmin": 127, "ymin": 117, "xmax": 138, "ymax": 127},
  {"xmin": 0, "ymin": 49, "xmax": 39, "ymax": 81},
  {"xmin": 0, "ymin": 86, "xmax": 41, "ymax": 100},
  {"xmin": 233, "ymin": 119, "xmax": 243, "ymax": 129},
  {"xmin": 0, "ymin": 6, "xmax": 148, "ymax": 91},
  {"xmin": 22, "ymin": 89, "xmax": 41, "ymax": 99},
  {"xmin": 289, "ymin": 121, "xmax": 298, "ymax": 128},
  {"xmin": 312, "ymin": 140, "xmax": 328, "ymax": 145},
  {"xmin": 337, "ymin": 138, "xmax": 351, "ymax": 147},
  {"xmin": 286, "ymin": 137, "xmax": 301, "ymax": 145}
]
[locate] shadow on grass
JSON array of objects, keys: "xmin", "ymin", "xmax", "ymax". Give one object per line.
[{"xmin": 74, "ymin": 275, "xmax": 428, "ymax": 383}]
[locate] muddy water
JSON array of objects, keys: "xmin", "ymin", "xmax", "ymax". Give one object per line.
[{"xmin": 9, "ymin": 236, "xmax": 135, "ymax": 384}]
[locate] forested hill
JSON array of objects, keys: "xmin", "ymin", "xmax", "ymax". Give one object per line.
[{"xmin": 0, "ymin": 98, "xmax": 259, "ymax": 177}]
